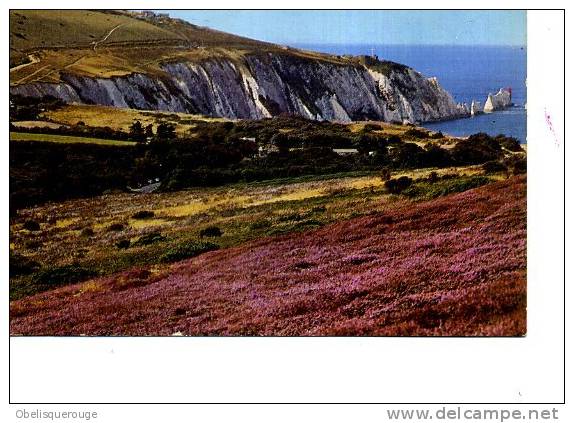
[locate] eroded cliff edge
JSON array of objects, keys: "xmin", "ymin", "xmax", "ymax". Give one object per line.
[{"xmin": 10, "ymin": 53, "xmax": 469, "ymax": 124}]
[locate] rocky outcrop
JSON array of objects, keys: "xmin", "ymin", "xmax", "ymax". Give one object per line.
[
  {"xmin": 471, "ymin": 100, "xmax": 483, "ymax": 116},
  {"xmin": 10, "ymin": 53, "xmax": 470, "ymax": 124},
  {"xmin": 484, "ymin": 88, "xmax": 512, "ymax": 113}
]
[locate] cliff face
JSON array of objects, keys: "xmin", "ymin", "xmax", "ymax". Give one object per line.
[
  {"xmin": 484, "ymin": 88, "xmax": 512, "ymax": 113},
  {"xmin": 10, "ymin": 53, "xmax": 468, "ymax": 124}
]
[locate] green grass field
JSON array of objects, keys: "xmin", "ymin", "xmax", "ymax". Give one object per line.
[
  {"xmin": 10, "ymin": 10, "xmax": 183, "ymax": 52},
  {"xmin": 10, "ymin": 132, "xmax": 136, "ymax": 146}
]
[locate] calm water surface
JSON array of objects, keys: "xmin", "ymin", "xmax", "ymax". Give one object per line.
[{"xmin": 294, "ymin": 44, "xmax": 527, "ymax": 143}]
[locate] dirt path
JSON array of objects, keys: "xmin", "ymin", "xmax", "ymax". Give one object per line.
[
  {"xmin": 93, "ymin": 24, "xmax": 124, "ymax": 51},
  {"xmin": 12, "ymin": 64, "xmax": 50, "ymax": 85},
  {"xmin": 9, "ymin": 54, "xmax": 39, "ymax": 73}
]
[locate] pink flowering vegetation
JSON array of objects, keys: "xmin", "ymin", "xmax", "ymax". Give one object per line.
[{"xmin": 10, "ymin": 176, "xmax": 526, "ymax": 336}]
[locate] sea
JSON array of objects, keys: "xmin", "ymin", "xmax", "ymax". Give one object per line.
[{"xmin": 293, "ymin": 44, "xmax": 527, "ymax": 143}]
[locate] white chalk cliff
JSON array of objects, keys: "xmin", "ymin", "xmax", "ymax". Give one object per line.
[
  {"xmin": 484, "ymin": 88, "xmax": 512, "ymax": 113},
  {"xmin": 470, "ymin": 100, "xmax": 483, "ymax": 116},
  {"xmin": 10, "ymin": 53, "xmax": 471, "ymax": 124}
]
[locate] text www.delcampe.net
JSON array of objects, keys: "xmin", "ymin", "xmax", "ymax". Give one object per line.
[{"xmin": 385, "ymin": 406, "xmax": 559, "ymax": 422}]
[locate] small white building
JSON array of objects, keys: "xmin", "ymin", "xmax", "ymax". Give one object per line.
[{"xmin": 332, "ymin": 148, "xmax": 359, "ymax": 156}]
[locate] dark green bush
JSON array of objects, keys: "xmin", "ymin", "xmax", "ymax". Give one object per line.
[
  {"xmin": 389, "ymin": 143, "xmax": 425, "ymax": 168},
  {"xmin": 10, "ymin": 141, "xmax": 136, "ymax": 212},
  {"xmin": 404, "ymin": 128, "xmax": 429, "ymax": 139},
  {"xmin": 10, "ymin": 251, "xmax": 40, "ymax": 276},
  {"xmin": 385, "ymin": 176, "xmax": 413, "ymax": 194},
  {"xmin": 495, "ymin": 135, "xmax": 523, "ymax": 152},
  {"xmin": 131, "ymin": 210, "xmax": 155, "ymax": 219},
  {"xmin": 22, "ymin": 220, "xmax": 41, "ymax": 231},
  {"xmin": 506, "ymin": 156, "xmax": 527, "ymax": 175},
  {"xmin": 451, "ymin": 133, "xmax": 503, "ymax": 165},
  {"xmin": 379, "ymin": 167, "xmax": 392, "ymax": 181},
  {"xmin": 133, "ymin": 231, "xmax": 166, "ymax": 247},
  {"xmin": 81, "ymin": 227, "xmax": 94, "ymax": 237},
  {"xmin": 427, "ymin": 171, "xmax": 439, "ymax": 183},
  {"xmin": 33, "ymin": 265, "xmax": 97, "ymax": 289},
  {"xmin": 199, "ymin": 226, "xmax": 223, "ymax": 238},
  {"xmin": 116, "ymin": 239, "xmax": 131, "ymax": 249},
  {"xmin": 423, "ymin": 143, "xmax": 453, "ymax": 167},
  {"xmin": 160, "ymin": 240, "xmax": 219, "ymax": 263},
  {"xmin": 360, "ymin": 123, "xmax": 382, "ymax": 132},
  {"xmin": 107, "ymin": 223, "xmax": 125, "ymax": 232},
  {"xmin": 482, "ymin": 160, "xmax": 508, "ymax": 174}
]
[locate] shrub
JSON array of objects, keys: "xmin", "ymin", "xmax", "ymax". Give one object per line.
[
  {"xmin": 10, "ymin": 141, "xmax": 137, "ymax": 211},
  {"xmin": 10, "ymin": 251, "xmax": 40, "ymax": 276},
  {"xmin": 404, "ymin": 128, "xmax": 429, "ymax": 139},
  {"xmin": 156, "ymin": 122, "xmax": 177, "ymax": 140},
  {"xmin": 133, "ymin": 231, "xmax": 166, "ymax": 247},
  {"xmin": 451, "ymin": 133, "xmax": 503, "ymax": 165},
  {"xmin": 506, "ymin": 156, "xmax": 527, "ymax": 175},
  {"xmin": 199, "ymin": 226, "xmax": 223, "ymax": 238},
  {"xmin": 389, "ymin": 143, "xmax": 425, "ymax": 168},
  {"xmin": 496, "ymin": 135, "xmax": 523, "ymax": 152},
  {"xmin": 379, "ymin": 167, "xmax": 392, "ymax": 182},
  {"xmin": 80, "ymin": 227, "xmax": 94, "ymax": 237},
  {"xmin": 131, "ymin": 210, "xmax": 155, "ymax": 219},
  {"xmin": 22, "ymin": 220, "xmax": 41, "ymax": 231},
  {"xmin": 384, "ymin": 176, "xmax": 413, "ymax": 194},
  {"xmin": 33, "ymin": 265, "xmax": 97, "ymax": 289},
  {"xmin": 360, "ymin": 123, "xmax": 381, "ymax": 132},
  {"xmin": 107, "ymin": 223, "xmax": 125, "ymax": 232},
  {"xmin": 116, "ymin": 239, "xmax": 131, "ymax": 249},
  {"xmin": 160, "ymin": 240, "xmax": 219, "ymax": 263},
  {"xmin": 129, "ymin": 120, "xmax": 145, "ymax": 142},
  {"xmin": 423, "ymin": 143, "xmax": 453, "ymax": 167},
  {"xmin": 482, "ymin": 160, "xmax": 507, "ymax": 174}
]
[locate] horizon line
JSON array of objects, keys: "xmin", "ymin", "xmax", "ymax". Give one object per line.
[{"xmin": 288, "ymin": 42, "xmax": 527, "ymax": 48}]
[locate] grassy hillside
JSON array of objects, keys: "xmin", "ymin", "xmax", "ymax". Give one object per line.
[
  {"xmin": 10, "ymin": 176, "xmax": 526, "ymax": 336},
  {"xmin": 10, "ymin": 131, "xmax": 137, "ymax": 146},
  {"xmin": 40, "ymin": 104, "xmax": 458, "ymax": 143},
  {"xmin": 10, "ymin": 10, "xmax": 183, "ymax": 52},
  {"xmin": 41, "ymin": 104, "xmax": 230, "ymax": 136},
  {"xmin": 9, "ymin": 10, "xmax": 352, "ymax": 84}
]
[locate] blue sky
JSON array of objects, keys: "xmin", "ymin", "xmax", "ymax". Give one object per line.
[{"xmin": 161, "ymin": 10, "xmax": 526, "ymax": 46}]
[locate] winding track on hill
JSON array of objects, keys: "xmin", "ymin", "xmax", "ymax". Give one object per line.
[
  {"xmin": 13, "ymin": 24, "xmax": 127, "ymax": 84},
  {"xmin": 9, "ymin": 54, "xmax": 39, "ymax": 73},
  {"xmin": 93, "ymin": 23, "xmax": 125, "ymax": 51}
]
